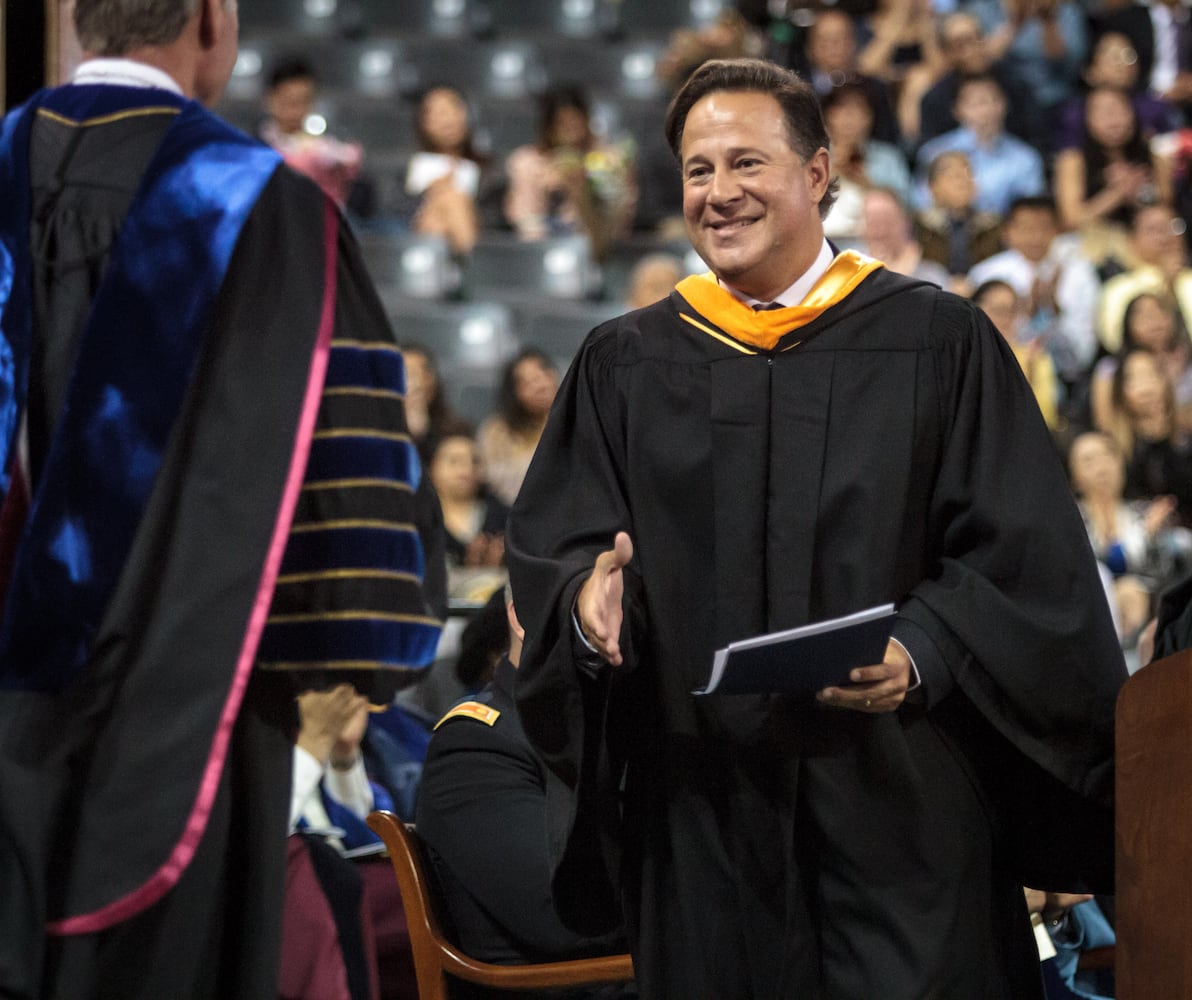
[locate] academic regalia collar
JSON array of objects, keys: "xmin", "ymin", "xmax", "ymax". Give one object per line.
[
  {"xmin": 673, "ymin": 249, "xmax": 885, "ymax": 353},
  {"xmin": 72, "ymin": 57, "xmax": 184, "ymax": 95}
]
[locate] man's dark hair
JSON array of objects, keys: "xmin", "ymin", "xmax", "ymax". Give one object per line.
[
  {"xmin": 75, "ymin": 0, "xmax": 199, "ymax": 56},
  {"xmin": 664, "ymin": 58, "xmax": 837, "ymax": 219},
  {"xmin": 268, "ymin": 56, "xmax": 318, "ymax": 92},
  {"xmin": 953, "ymin": 71, "xmax": 1005, "ymax": 102},
  {"xmin": 1005, "ymin": 195, "xmax": 1058, "ymax": 220}
]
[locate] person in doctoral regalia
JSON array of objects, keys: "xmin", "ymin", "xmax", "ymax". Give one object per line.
[
  {"xmin": 0, "ymin": 1, "xmax": 441, "ymax": 997},
  {"xmin": 505, "ymin": 57, "xmax": 1127, "ymax": 1000}
]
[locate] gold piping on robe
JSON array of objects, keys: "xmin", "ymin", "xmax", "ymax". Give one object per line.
[
  {"xmin": 37, "ymin": 106, "xmax": 181, "ymax": 128},
  {"xmin": 434, "ymin": 702, "xmax": 501, "ymax": 729},
  {"xmin": 675, "ymin": 250, "xmax": 884, "ymax": 351}
]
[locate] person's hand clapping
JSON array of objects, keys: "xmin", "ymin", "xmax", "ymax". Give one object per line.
[{"xmin": 297, "ymin": 684, "xmax": 369, "ymax": 765}]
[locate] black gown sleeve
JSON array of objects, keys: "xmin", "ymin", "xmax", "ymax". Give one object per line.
[
  {"xmin": 506, "ymin": 329, "xmax": 645, "ymax": 935},
  {"xmin": 895, "ymin": 295, "xmax": 1126, "ymax": 891}
]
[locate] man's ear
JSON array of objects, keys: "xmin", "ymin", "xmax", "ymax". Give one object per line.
[
  {"xmin": 197, "ymin": 0, "xmax": 222, "ymax": 50},
  {"xmin": 806, "ymin": 147, "xmax": 832, "ymax": 201}
]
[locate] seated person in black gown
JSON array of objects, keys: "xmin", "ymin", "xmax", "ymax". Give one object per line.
[{"xmin": 415, "ymin": 586, "xmax": 633, "ymax": 998}]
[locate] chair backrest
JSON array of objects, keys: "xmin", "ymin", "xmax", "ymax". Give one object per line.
[
  {"xmin": 463, "ymin": 235, "xmax": 602, "ymax": 303},
  {"xmin": 1116, "ymin": 647, "xmax": 1192, "ymax": 999},
  {"xmin": 360, "ymin": 232, "xmax": 461, "ymax": 301},
  {"xmin": 366, "ymin": 811, "xmax": 634, "ymax": 999}
]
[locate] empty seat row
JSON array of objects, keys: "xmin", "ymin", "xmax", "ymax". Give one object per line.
[
  {"xmin": 240, "ymin": 0, "xmax": 730, "ymax": 40},
  {"xmin": 217, "ymin": 88, "xmax": 667, "ymax": 168},
  {"xmin": 224, "ymin": 35, "xmax": 673, "ymax": 105},
  {"xmin": 358, "ymin": 232, "xmax": 703, "ymax": 306},
  {"xmin": 383, "ymin": 296, "xmax": 624, "ymax": 424}
]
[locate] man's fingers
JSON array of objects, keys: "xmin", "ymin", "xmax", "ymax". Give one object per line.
[{"xmin": 612, "ymin": 531, "xmax": 634, "ymax": 568}]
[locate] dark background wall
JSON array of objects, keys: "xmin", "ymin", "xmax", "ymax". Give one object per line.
[{"xmin": 4, "ymin": 1, "xmax": 47, "ymax": 110}]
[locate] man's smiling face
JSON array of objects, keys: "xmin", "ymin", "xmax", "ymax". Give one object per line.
[{"xmin": 680, "ymin": 90, "xmax": 830, "ymax": 303}]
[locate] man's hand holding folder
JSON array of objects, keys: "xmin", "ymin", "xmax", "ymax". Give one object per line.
[{"xmin": 694, "ymin": 603, "xmax": 913, "ymax": 713}]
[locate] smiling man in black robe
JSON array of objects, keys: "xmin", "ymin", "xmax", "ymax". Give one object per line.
[{"xmin": 506, "ymin": 58, "xmax": 1126, "ymax": 1000}]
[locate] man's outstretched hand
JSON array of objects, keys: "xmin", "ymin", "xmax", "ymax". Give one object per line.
[{"xmin": 576, "ymin": 531, "xmax": 634, "ymax": 667}]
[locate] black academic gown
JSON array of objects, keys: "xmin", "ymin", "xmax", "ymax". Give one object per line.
[
  {"xmin": 507, "ymin": 267, "xmax": 1126, "ymax": 1000},
  {"xmin": 0, "ymin": 86, "xmax": 436, "ymax": 1000}
]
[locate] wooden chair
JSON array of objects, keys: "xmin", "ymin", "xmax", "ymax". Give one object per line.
[{"xmin": 366, "ymin": 810, "xmax": 634, "ymax": 1000}]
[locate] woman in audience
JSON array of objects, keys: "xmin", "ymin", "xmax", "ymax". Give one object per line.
[
  {"xmin": 1069, "ymin": 429, "xmax": 1191, "ymax": 605},
  {"xmin": 428, "ymin": 432, "xmax": 509, "ymax": 569},
  {"xmin": 1091, "ymin": 291, "xmax": 1192, "ymax": 436},
  {"xmin": 400, "ymin": 85, "xmax": 489, "ymax": 256},
  {"xmin": 1107, "ymin": 348, "xmax": 1192, "ymax": 523},
  {"xmin": 503, "ymin": 85, "xmax": 637, "ymax": 260},
  {"xmin": 477, "ymin": 349, "xmax": 560, "ymax": 507},
  {"xmin": 401, "ymin": 342, "xmax": 473, "ymax": 467},
  {"xmin": 1055, "ymin": 31, "xmax": 1180, "ymax": 154},
  {"xmin": 1053, "ymin": 84, "xmax": 1171, "ymax": 263},
  {"xmin": 820, "ymin": 81, "xmax": 913, "ymax": 245}
]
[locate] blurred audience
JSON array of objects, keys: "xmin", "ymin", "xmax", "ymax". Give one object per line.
[
  {"xmin": 914, "ymin": 72, "xmax": 1046, "ymax": 215},
  {"xmin": 855, "ymin": 0, "xmax": 944, "ymax": 88},
  {"xmin": 397, "ymin": 86, "xmax": 490, "ymax": 256},
  {"xmin": 797, "ymin": 8, "xmax": 902, "ymax": 145},
  {"xmin": 972, "ymin": 0, "xmax": 1089, "ymax": 151},
  {"xmin": 400, "ymin": 342, "xmax": 473, "ymax": 468},
  {"xmin": 260, "ymin": 57, "xmax": 362, "ymax": 207},
  {"xmin": 1053, "ymin": 84, "xmax": 1172, "ymax": 266},
  {"xmin": 821, "ymin": 80, "xmax": 913, "ymax": 245},
  {"xmin": 1105, "ymin": 349, "xmax": 1192, "ymax": 523},
  {"xmin": 972, "ymin": 278, "xmax": 1061, "ymax": 432},
  {"xmin": 477, "ymin": 348, "xmax": 560, "ymax": 507},
  {"xmin": 968, "ymin": 196, "xmax": 1101, "ymax": 393},
  {"xmin": 503, "ymin": 85, "xmax": 637, "ymax": 260},
  {"xmin": 624, "ymin": 252, "xmax": 685, "ymax": 310},
  {"xmin": 916, "ymin": 12, "xmax": 1043, "ymax": 151},
  {"xmin": 1092, "ymin": 290, "xmax": 1192, "ymax": 436},
  {"xmin": 1094, "ymin": 0, "xmax": 1192, "ymax": 122},
  {"xmin": 857, "ymin": 186, "xmax": 951, "ymax": 287},
  {"xmin": 1069, "ymin": 429, "xmax": 1191, "ymax": 619},
  {"xmin": 1056, "ymin": 30, "xmax": 1181, "ymax": 154},
  {"xmin": 1098, "ymin": 202, "xmax": 1192, "ymax": 352},
  {"xmin": 427, "ymin": 432, "xmax": 508, "ymax": 569},
  {"xmin": 914, "ymin": 149, "xmax": 1004, "ymax": 294}
]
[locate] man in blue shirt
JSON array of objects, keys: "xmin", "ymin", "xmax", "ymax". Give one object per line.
[{"xmin": 914, "ymin": 73, "xmax": 1046, "ymax": 215}]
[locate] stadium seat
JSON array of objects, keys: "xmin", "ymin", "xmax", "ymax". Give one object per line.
[
  {"xmin": 512, "ymin": 299, "xmax": 624, "ymax": 373},
  {"xmin": 359, "ymin": 232, "xmax": 461, "ymax": 300},
  {"xmin": 385, "ymin": 300, "xmax": 519, "ymax": 425},
  {"xmin": 463, "ymin": 235, "xmax": 602, "ymax": 302}
]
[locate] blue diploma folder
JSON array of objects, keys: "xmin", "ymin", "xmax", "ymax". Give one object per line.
[{"xmin": 694, "ymin": 603, "xmax": 897, "ymax": 695}]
